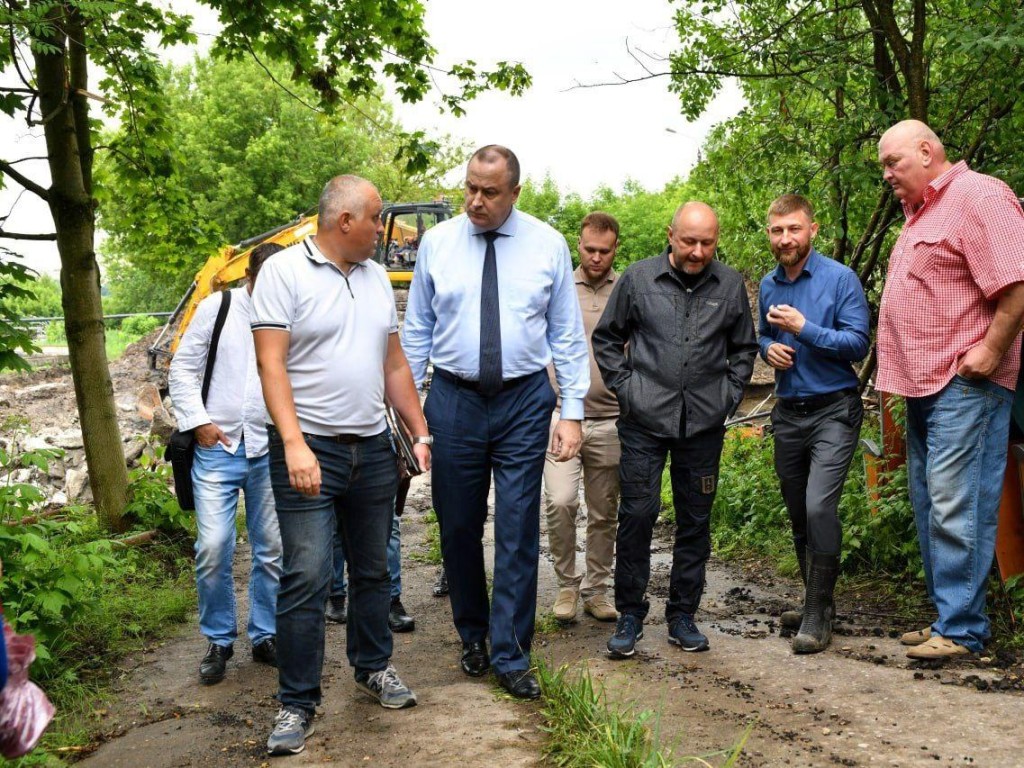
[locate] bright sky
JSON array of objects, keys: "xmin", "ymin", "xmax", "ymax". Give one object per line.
[{"xmin": 0, "ymin": 0, "xmax": 742, "ymax": 277}]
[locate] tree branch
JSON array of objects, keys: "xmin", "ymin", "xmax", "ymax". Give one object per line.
[
  {"xmin": 0, "ymin": 159, "xmax": 50, "ymax": 201},
  {"xmin": 564, "ymin": 65, "xmax": 817, "ymax": 91},
  {"xmin": 0, "ymin": 230, "xmax": 58, "ymax": 241}
]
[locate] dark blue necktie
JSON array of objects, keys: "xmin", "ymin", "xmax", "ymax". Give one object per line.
[{"xmin": 479, "ymin": 231, "xmax": 502, "ymax": 397}]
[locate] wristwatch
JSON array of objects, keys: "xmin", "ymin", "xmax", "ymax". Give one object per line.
[{"xmin": 412, "ymin": 435, "xmax": 434, "ymax": 446}]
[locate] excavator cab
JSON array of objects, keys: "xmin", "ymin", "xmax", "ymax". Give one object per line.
[
  {"xmin": 149, "ymin": 200, "xmax": 454, "ymax": 372},
  {"xmin": 375, "ymin": 201, "xmax": 452, "ymax": 280}
]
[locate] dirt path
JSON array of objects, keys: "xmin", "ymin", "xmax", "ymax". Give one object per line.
[{"xmin": 75, "ymin": 465, "xmax": 1024, "ymax": 768}]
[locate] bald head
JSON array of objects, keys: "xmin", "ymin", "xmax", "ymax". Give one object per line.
[
  {"xmin": 667, "ymin": 201, "xmax": 720, "ymax": 275},
  {"xmin": 878, "ymin": 120, "xmax": 952, "ymax": 206},
  {"xmin": 879, "ymin": 119, "xmax": 940, "ymax": 147},
  {"xmin": 672, "ymin": 201, "xmax": 720, "ymax": 234},
  {"xmin": 318, "ymin": 175, "xmax": 379, "ymax": 230}
]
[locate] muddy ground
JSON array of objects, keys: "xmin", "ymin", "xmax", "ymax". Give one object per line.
[
  {"xmin": 6, "ymin": 341, "xmax": 1024, "ymax": 767},
  {"xmin": 71, "ymin": 476, "xmax": 1024, "ymax": 768}
]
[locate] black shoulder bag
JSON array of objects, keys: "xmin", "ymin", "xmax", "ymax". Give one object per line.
[{"xmin": 167, "ymin": 290, "xmax": 233, "ymax": 511}]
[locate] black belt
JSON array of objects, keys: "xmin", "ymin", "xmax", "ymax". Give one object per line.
[
  {"xmin": 434, "ymin": 367, "xmax": 538, "ymax": 394},
  {"xmin": 778, "ymin": 388, "xmax": 856, "ymax": 416},
  {"xmin": 267, "ymin": 424, "xmax": 374, "ymax": 444},
  {"xmin": 305, "ymin": 432, "xmax": 372, "ymax": 444}
]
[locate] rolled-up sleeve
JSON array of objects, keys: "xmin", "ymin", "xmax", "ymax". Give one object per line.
[
  {"xmin": 546, "ymin": 240, "xmax": 589, "ymax": 420},
  {"xmin": 168, "ymin": 295, "xmax": 217, "ymax": 432}
]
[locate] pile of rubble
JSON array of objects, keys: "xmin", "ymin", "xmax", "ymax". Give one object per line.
[{"xmin": 0, "ymin": 330, "xmax": 177, "ymax": 508}]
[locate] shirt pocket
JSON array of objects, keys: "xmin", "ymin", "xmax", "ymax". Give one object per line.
[{"xmin": 908, "ymin": 237, "xmax": 943, "ymax": 282}]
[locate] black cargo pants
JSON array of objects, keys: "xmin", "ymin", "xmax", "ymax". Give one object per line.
[{"xmin": 613, "ymin": 419, "xmax": 725, "ymax": 623}]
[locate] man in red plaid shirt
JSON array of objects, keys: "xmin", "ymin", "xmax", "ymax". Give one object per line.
[{"xmin": 877, "ymin": 120, "xmax": 1024, "ymax": 660}]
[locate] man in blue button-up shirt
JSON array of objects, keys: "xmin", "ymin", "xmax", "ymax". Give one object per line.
[
  {"xmin": 758, "ymin": 193, "xmax": 869, "ymax": 655},
  {"xmin": 402, "ymin": 145, "xmax": 589, "ymax": 699}
]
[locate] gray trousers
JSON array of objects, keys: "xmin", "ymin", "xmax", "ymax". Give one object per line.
[{"xmin": 771, "ymin": 392, "xmax": 863, "ymax": 556}]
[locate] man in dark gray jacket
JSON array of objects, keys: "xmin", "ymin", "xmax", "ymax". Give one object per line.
[{"xmin": 593, "ymin": 201, "xmax": 757, "ymax": 658}]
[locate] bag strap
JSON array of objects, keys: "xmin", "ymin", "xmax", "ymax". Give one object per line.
[{"xmin": 200, "ymin": 290, "xmax": 233, "ymax": 405}]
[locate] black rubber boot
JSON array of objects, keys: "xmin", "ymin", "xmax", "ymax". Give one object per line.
[
  {"xmin": 792, "ymin": 549, "xmax": 839, "ymax": 654},
  {"xmin": 780, "ymin": 537, "xmax": 807, "ymax": 630}
]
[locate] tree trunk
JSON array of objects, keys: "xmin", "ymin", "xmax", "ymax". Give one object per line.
[{"xmin": 32, "ymin": 3, "xmax": 129, "ymax": 532}]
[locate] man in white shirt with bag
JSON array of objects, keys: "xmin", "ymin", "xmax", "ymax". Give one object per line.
[{"xmin": 169, "ymin": 242, "xmax": 284, "ymax": 685}]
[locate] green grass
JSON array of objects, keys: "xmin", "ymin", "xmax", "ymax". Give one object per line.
[
  {"xmin": 11, "ymin": 538, "xmax": 197, "ymax": 765},
  {"xmin": 536, "ymin": 661, "xmax": 749, "ymax": 768},
  {"xmin": 39, "ymin": 320, "xmax": 154, "ymax": 361},
  {"xmin": 535, "ymin": 611, "xmax": 563, "ymax": 635},
  {"xmin": 411, "ymin": 507, "xmax": 442, "ymax": 565}
]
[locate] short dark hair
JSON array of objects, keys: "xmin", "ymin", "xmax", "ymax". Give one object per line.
[
  {"xmin": 580, "ymin": 211, "xmax": 619, "ymax": 239},
  {"xmin": 248, "ymin": 241, "xmax": 285, "ymax": 282},
  {"xmin": 767, "ymin": 194, "xmax": 815, "ymax": 221},
  {"xmin": 470, "ymin": 145, "xmax": 520, "ymax": 188}
]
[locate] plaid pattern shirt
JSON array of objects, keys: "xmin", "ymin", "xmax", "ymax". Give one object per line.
[{"xmin": 877, "ymin": 161, "xmax": 1024, "ymax": 397}]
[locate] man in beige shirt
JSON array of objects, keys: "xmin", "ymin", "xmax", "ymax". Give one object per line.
[{"xmin": 544, "ymin": 212, "xmax": 622, "ymax": 622}]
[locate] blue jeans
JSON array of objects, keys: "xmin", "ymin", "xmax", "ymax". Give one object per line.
[
  {"xmin": 268, "ymin": 426, "xmax": 398, "ymax": 713},
  {"xmin": 905, "ymin": 374, "xmax": 1012, "ymax": 652},
  {"xmin": 330, "ymin": 513, "xmax": 402, "ymax": 599},
  {"xmin": 192, "ymin": 441, "xmax": 281, "ymax": 647}
]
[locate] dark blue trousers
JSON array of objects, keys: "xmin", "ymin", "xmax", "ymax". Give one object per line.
[{"xmin": 425, "ymin": 369, "xmax": 555, "ymax": 675}]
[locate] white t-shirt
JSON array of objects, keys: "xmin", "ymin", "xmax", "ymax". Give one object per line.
[{"xmin": 251, "ymin": 237, "xmax": 398, "ymax": 436}]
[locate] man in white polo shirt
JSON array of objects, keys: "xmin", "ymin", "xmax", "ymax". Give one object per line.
[{"xmin": 252, "ymin": 175, "xmax": 431, "ymax": 757}]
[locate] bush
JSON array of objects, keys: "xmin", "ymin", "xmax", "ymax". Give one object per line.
[
  {"xmin": 123, "ymin": 445, "xmax": 192, "ymax": 534},
  {"xmin": 0, "ymin": 443, "xmax": 117, "ymax": 670},
  {"xmin": 43, "ymin": 320, "xmax": 66, "ymax": 345},
  {"xmin": 695, "ymin": 418, "xmax": 922, "ymax": 579},
  {"xmin": 119, "ymin": 314, "xmax": 162, "ymax": 338}
]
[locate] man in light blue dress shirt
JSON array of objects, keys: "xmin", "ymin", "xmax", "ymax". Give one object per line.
[{"xmin": 402, "ymin": 145, "xmax": 590, "ymax": 699}]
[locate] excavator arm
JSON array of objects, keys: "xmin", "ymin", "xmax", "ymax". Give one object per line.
[{"xmin": 149, "ymin": 201, "xmax": 450, "ymax": 370}]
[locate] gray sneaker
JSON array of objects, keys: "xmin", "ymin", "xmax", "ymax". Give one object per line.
[
  {"xmin": 355, "ymin": 664, "xmax": 418, "ymax": 709},
  {"xmin": 266, "ymin": 706, "xmax": 314, "ymax": 756}
]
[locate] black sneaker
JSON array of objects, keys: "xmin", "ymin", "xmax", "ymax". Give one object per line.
[
  {"xmin": 432, "ymin": 567, "xmax": 449, "ymax": 597},
  {"xmin": 389, "ymin": 597, "xmax": 415, "ymax": 633},
  {"xmin": 325, "ymin": 594, "xmax": 347, "ymax": 624},
  {"xmin": 199, "ymin": 643, "xmax": 233, "ymax": 685},
  {"xmin": 354, "ymin": 664, "xmax": 418, "ymax": 709},
  {"xmin": 607, "ymin": 614, "xmax": 643, "ymax": 658},
  {"xmin": 668, "ymin": 614, "xmax": 710, "ymax": 652},
  {"xmin": 266, "ymin": 706, "xmax": 314, "ymax": 756},
  {"xmin": 252, "ymin": 637, "xmax": 277, "ymax": 667}
]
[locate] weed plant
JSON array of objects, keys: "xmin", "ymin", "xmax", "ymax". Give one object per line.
[
  {"xmin": 537, "ymin": 661, "xmax": 673, "ymax": 767},
  {"xmin": 537, "ymin": 662, "xmax": 747, "ymax": 768},
  {"xmin": 0, "ymin": 436, "xmax": 196, "ymax": 764},
  {"xmin": 411, "ymin": 507, "xmax": 442, "ymax": 565}
]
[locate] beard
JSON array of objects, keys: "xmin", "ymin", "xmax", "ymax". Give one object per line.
[{"xmin": 771, "ymin": 241, "xmax": 811, "ymax": 267}]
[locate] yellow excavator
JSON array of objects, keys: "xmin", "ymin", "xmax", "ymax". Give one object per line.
[{"xmin": 148, "ymin": 200, "xmax": 452, "ymax": 369}]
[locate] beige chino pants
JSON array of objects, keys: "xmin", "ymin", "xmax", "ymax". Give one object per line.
[{"xmin": 542, "ymin": 415, "xmax": 621, "ymax": 599}]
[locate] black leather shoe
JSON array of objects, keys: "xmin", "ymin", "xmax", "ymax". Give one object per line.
[
  {"xmin": 389, "ymin": 597, "xmax": 415, "ymax": 633},
  {"xmin": 497, "ymin": 670, "xmax": 541, "ymax": 700},
  {"xmin": 199, "ymin": 643, "xmax": 233, "ymax": 685},
  {"xmin": 325, "ymin": 594, "xmax": 347, "ymax": 624},
  {"xmin": 432, "ymin": 567, "xmax": 449, "ymax": 597},
  {"xmin": 252, "ymin": 637, "xmax": 277, "ymax": 667},
  {"xmin": 460, "ymin": 641, "xmax": 489, "ymax": 677}
]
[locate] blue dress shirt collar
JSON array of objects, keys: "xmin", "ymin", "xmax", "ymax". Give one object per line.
[
  {"xmin": 468, "ymin": 207, "xmax": 519, "ymax": 238},
  {"xmin": 771, "ymin": 248, "xmax": 820, "ymax": 285}
]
